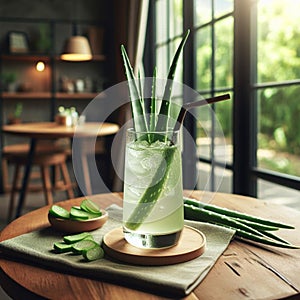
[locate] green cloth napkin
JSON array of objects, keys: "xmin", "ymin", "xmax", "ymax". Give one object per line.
[{"xmin": 0, "ymin": 205, "xmax": 235, "ymax": 297}]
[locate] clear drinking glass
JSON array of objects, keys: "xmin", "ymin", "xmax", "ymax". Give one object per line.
[{"xmin": 123, "ymin": 128, "xmax": 184, "ymax": 249}]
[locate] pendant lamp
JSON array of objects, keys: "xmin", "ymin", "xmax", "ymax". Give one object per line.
[{"xmin": 61, "ymin": 35, "xmax": 92, "ymax": 61}]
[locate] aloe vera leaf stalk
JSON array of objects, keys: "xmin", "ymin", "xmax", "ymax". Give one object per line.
[
  {"xmin": 230, "ymin": 217, "xmax": 279, "ymax": 231},
  {"xmin": 259, "ymin": 230, "xmax": 292, "ymax": 245},
  {"xmin": 155, "ymin": 30, "xmax": 190, "ymax": 134},
  {"xmin": 184, "ymin": 204, "xmax": 268, "ymax": 238},
  {"xmin": 138, "ymin": 70, "xmax": 144, "ymax": 109},
  {"xmin": 150, "ymin": 68, "xmax": 157, "ymax": 129},
  {"xmin": 125, "ymin": 146, "xmax": 177, "ymax": 230},
  {"xmin": 149, "ymin": 67, "xmax": 157, "ymax": 143},
  {"xmin": 235, "ymin": 229, "xmax": 299, "ymax": 249},
  {"xmin": 121, "ymin": 45, "xmax": 148, "ymax": 134},
  {"xmin": 183, "ymin": 197, "xmax": 298, "ymax": 248},
  {"xmin": 183, "ymin": 197, "xmax": 294, "ymax": 229}
]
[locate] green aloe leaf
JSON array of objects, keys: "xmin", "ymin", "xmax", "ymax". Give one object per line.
[
  {"xmin": 125, "ymin": 145, "xmax": 177, "ymax": 230},
  {"xmin": 155, "ymin": 30, "xmax": 190, "ymax": 134},
  {"xmin": 121, "ymin": 45, "xmax": 148, "ymax": 134},
  {"xmin": 149, "ymin": 67, "xmax": 157, "ymax": 143},
  {"xmin": 138, "ymin": 70, "xmax": 144, "ymax": 110}
]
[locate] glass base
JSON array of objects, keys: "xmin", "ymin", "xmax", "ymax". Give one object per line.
[{"xmin": 123, "ymin": 228, "xmax": 182, "ymax": 249}]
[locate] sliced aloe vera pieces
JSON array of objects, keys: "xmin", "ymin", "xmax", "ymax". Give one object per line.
[
  {"xmin": 72, "ymin": 239, "xmax": 98, "ymax": 254},
  {"xmin": 70, "ymin": 207, "xmax": 90, "ymax": 220},
  {"xmin": 53, "ymin": 234, "xmax": 104, "ymax": 261},
  {"xmin": 49, "ymin": 199, "xmax": 103, "ymax": 222},
  {"xmin": 83, "ymin": 244, "xmax": 104, "ymax": 261},
  {"xmin": 53, "ymin": 242, "xmax": 73, "ymax": 253},
  {"xmin": 63, "ymin": 232, "xmax": 92, "ymax": 244},
  {"xmin": 49, "ymin": 205, "xmax": 70, "ymax": 219},
  {"xmin": 80, "ymin": 199, "xmax": 102, "ymax": 215}
]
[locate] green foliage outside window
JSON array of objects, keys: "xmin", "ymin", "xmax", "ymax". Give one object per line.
[
  {"xmin": 195, "ymin": 0, "xmax": 300, "ymax": 174},
  {"xmin": 258, "ymin": 0, "xmax": 300, "ymax": 158}
]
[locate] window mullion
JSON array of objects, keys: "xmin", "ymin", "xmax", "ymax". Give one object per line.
[
  {"xmin": 210, "ymin": 0, "xmax": 216, "ymax": 191},
  {"xmin": 233, "ymin": 0, "xmax": 256, "ymax": 196},
  {"xmin": 182, "ymin": 0, "xmax": 197, "ymax": 189}
]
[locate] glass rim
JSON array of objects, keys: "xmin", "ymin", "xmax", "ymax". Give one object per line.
[{"xmin": 127, "ymin": 128, "xmax": 180, "ymax": 134}]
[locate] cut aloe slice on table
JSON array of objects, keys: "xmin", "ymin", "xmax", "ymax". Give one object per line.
[
  {"xmin": 63, "ymin": 232, "xmax": 92, "ymax": 244},
  {"xmin": 72, "ymin": 240, "xmax": 98, "ymax": 254},
  {"xmin": 53, "ymin": 242, "xmax": 73, "ymax": 253},
  {"xmin": 49, "ymin": 205, "xmax": 70, "ymax": 219},
  {"xmin": 80, "ymin": 199, "xmax": 102, "ymax": 215},
  {"xmin": 83, "ymin": 245, "xmax": 104, "ymax": 261}
]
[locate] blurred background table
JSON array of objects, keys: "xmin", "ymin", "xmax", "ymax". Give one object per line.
[{"xmin": 2, "ymin": 122, "xmax": 119, "ymax": 217}]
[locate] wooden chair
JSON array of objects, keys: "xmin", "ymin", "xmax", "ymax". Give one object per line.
[
  {"xmin": 3, "ymin": 144, "xmax": 75, "ymax": 221},
  {"xmin": 2, "ymin": 142, "xmax": 71, "ymax": 192},
  {"xmin": 2, "ymin": 144, "xmax": 31, "ymax": 193}
]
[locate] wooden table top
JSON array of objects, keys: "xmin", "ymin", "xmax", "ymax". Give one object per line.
[
  {"xmin": 1, "ymin": 191, "xmax": 300, "ymax": 300},
  {"xmin": 2, "ymin": 122, "xmax": 119, "ymax": 139}
]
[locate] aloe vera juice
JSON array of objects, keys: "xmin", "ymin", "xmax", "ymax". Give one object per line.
[{"xmin": 123, "ymin": 129, "xmax": 184, "ymax": 249}]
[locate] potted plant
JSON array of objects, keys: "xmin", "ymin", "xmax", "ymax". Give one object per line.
[
  {"xmin": 2, "ymin": 72, "xmax": 17, "ymax": 92},
  {"xmin": 35, "ymin": 23, "xmax": 51, "ymax": 54},
  {"xmin": 8, "ymin": 102, "xmax": 23, "ymax": 124}
]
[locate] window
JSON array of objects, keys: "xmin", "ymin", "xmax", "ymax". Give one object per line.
[
  {"xmin": 155, "ymin": 0, "xmax": 183, "ymax": 81},
  {"xmin": 255, "ymin": 0, "xmax": 300, "ymax": 199},
  {"xmin": 193, "ymin": 0, "xmax": 233, "ymax": 192},
  {"xmin": 149, "ymin": 0, "xmax": 300, "ymax": 199}
]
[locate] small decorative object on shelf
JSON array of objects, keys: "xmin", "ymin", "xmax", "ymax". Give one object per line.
[
  {"xmin": 75, "ymin": 79, "xmax": 84, "ymax": 93},
  {"xmin": 34, "ymin": 23, "xmax": 51, "ymax": 54},
  {"xmin": 2, "ymin": 72, "xmax": 17, "ymax": 92},
  {"xmin": 7, "ymin": 31, "xmax": 29, "ymax": 53},
  {"xmin": 60, "ymin": 76, "xmax": 75, "ymax": 93},
  {"xmin": 7, "ymin": 102, "xmax": 23, "ymax": 124}
]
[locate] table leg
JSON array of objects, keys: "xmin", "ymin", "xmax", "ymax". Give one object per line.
[
  {"xmin": 72, "ymin": 138, "xmax": 92, "ymax": 196},
  {"xmin": 79, "ymin": 138, "xmax": 93, "ymax": 196},
  {"xmin": 80, "ymin": 151, "xmax": 92, "ymax": 196},
  {"xmin": 15, "ymin": 138, "xmax": 37, "ymax": 218}
]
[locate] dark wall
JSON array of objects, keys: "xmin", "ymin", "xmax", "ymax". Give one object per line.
[
  {"xmin": 0, "ymin": 0, "xmax": 107, "ymax": 21},
  {"xmin": 0, "ymin": 0, "xmax": 109, "ymax": 54}
]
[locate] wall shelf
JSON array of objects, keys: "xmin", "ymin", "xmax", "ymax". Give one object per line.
[
  {"xmin": 1, "ymin": 54, "xmax": 51, "ymax": 62},
  {"xmin": 55, "ymin": 92, "xmax": 98, "ymax": 99},
  {"xmin": 2, "ymin": 92, "xmax": 52, "ymax": 99}
]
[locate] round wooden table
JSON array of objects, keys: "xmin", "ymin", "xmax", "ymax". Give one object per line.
[
  {"xmin": 2, "ymin": 122, "xmax": 119, "ymax": 139},
  {"xmin": 2, "ymin": 122, "xmax": 119, "ymax": 217},
  {"xmin": 0, "ymin": 191, "xmax": 300, "ymax": 300}
]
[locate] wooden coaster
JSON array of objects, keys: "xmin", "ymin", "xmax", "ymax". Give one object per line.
[{"xmin": 102, "ymin": 225, "xmax": 206, "ymax": 266}]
